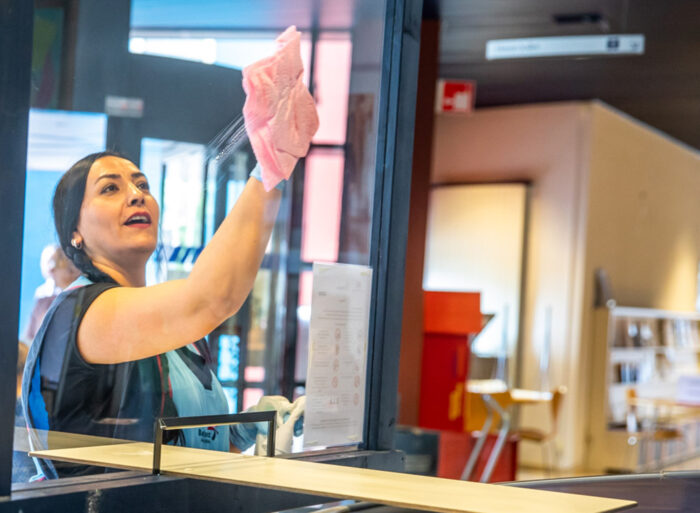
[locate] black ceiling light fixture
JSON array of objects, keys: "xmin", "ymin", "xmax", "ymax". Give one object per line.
[{"xmin": 552, "ymin": 12, "xmax": 604, "ymax": 25}]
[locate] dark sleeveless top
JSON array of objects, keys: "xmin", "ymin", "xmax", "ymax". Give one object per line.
[{"xmin": 24, "ymin": 281, "xmax": 215, "ymax": 478}]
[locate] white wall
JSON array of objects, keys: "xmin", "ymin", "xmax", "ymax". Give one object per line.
[
  {"xmin": 423, "ymin": 184, "xmax": 526, "ymax": 363},
  {"xmin": 432, "ymin": 102, "xmax": 592, "ymax": 468}
]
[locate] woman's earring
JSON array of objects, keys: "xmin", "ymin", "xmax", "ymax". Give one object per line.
[{"xmin": 71, "ymin": 239, "xmax": 83, "ymax": 250}]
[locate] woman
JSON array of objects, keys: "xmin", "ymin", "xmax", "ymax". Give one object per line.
[{"xmin": 22, "ymin": 151, "xmax": 298, "ymax": 478}]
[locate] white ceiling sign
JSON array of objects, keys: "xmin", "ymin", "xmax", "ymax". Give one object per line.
[{"xmin": 486, "ymin": 34, "xmax": 645, "ymax": 60}]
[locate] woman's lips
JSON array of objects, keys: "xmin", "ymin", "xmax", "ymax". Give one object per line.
[{"xmin": 124, "ymin": 212, "xmax": 152, "ymax": 227}]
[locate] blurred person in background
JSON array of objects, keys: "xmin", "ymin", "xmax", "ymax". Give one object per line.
[{"xmin": 22, "ymin": 244, "xmax": 80, "ymax": 344}]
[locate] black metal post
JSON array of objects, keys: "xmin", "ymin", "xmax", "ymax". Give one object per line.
[
  {"xmin": 152, "ymin": 418, "xmax": 165, "ymax": 475},
  {"xmin": 364, "ymin": 0, "xmax": 422, "ymax": 452},
  {"xmin": 0, "ymin": 0, "xmax": 33, "ymax": 497}
]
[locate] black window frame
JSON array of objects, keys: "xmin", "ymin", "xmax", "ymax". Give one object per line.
[{"xmin": 0, "ymin": 0, "xmax": 33, "ymax": 498}]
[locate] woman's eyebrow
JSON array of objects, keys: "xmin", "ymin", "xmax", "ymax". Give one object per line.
[
  {"xmin": 95, "ymin": 172, "xmax": 147, "ymax": 184},
  {"xmin": 95, "ymin": 173, "xmax": 121, "ymax": 184}
]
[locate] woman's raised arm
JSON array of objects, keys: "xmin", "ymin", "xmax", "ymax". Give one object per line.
[
  {"xmin": 76, "ymin": 25, "xmax": 318, "ymax": 365},
  {"xmin": 77, "ymin": 178, "xmax": 281, "ymax": 364}
]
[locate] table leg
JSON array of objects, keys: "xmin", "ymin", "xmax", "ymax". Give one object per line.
[
  {"xmin": 480, "ymin": 394, "xmax": 511, "ymax": 483},
  {"xmin": 460, "ymin": 394, "xmax": 495, "ymax": 481}
]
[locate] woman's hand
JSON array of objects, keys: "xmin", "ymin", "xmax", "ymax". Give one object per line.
[{"xmin": 229, "ymin": 395, "xmax": 298, "ymax": 452}]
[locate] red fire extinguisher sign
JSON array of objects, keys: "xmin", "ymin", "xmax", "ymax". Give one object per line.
[{"xmin": 435, "ymin": 79, "xmax": 476, "ymax": 114}]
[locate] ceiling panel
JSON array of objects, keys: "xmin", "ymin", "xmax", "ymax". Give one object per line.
[
  {"xmin": 437, "ymin": 0, "xmax": 700, "ymax": 149},
  {"xmin": 127, "ymin": 0, "xmax": 699, "ymax": 148}
]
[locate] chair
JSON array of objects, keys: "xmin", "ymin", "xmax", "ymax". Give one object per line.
[
  {"xmin": 461, "ymin": 387, "xmax": 515, "ymax": 482},
  {"xmin": 625, "ymin": 388, "xmax": 684, "ymax": 471},
  {"xmin": 513, "ymin": 385, "xmax": 567, "ymax": 474}
]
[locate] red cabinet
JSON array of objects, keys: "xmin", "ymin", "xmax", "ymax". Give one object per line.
[
  {"xmin": 416, "ymin": 291, "xmax": 518, "ymax": 482},
  {"xmin": 418, "ymin": 291, "xmax": 481, "ymax": 431}
]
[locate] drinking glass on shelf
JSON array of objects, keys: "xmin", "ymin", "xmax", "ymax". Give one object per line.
[
  {"xmin": 639, "ymin": 320, "xmax": 655, "ymax": 347},
  {"xmin": 614, "ymin": 363, "xmax": 623, "ymax": 383},
  {"xmin": 691, "ymin": 320, "xmax": 700, "ymax": 348},
  {"xmin": 661, "ymin": 319, "xmax": 674, "ymax": 348},
  {"xmin": 613, "ymin": 318, "xmax": 628, "ymax": 347},
  {"xmin": 625, "ymin": 319, "xmax": 639, "ymax": 348},
  {"xmin": 675, "ymin": 320, "xmax": 687, "ymax": 348}
]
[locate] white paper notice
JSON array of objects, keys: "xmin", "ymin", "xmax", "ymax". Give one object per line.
[{"xmin": 303, "ymin": 262, "xmax": 373, "ymax": 448}]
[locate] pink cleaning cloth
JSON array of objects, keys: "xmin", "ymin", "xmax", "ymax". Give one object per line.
[{"xmin": 242, "ymin": 26, "xmax": 320, "ymax": 191}]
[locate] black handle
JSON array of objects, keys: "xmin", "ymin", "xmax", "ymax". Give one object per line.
[{"xmin": 152, "ymin": 410, "xmax": 276, "ymax": 474}]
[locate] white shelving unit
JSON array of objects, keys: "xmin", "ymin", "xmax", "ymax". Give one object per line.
[{"xmin": 587, "ymin": 306, "xmax": 700, "ymax": 472}]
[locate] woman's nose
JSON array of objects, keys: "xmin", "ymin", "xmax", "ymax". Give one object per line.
[{"xmin": 127, "ymin": 183, "xmax": 145, "ymax": 205}]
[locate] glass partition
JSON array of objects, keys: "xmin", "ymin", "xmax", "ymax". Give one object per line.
[{"xmin": 13, "ymin": 0, "xmax": 388, "ymax": 485}]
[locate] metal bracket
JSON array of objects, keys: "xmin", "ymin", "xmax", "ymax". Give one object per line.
[{"xmin": 152, "ymin": 411, "xmax": 276, "ymax": 475}]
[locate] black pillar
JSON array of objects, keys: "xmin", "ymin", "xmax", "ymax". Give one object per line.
[
  {"xmin": 0, "ymin": 0, "xmax": 33, "ymax": 497},
  {"xmin": 365, "ymin": 0, "xmax": 422, "ymax": 451}
]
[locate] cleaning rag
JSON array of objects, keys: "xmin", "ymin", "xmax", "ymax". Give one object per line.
[{"xmin": 242, "ymin": 26, "xmax": 319, "ymax": 191}]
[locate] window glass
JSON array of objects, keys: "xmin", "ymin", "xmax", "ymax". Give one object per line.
[
  {"xmin": 312, "ymin": 34, "xmax": 352, "ymax": 144},
  {"xmin": 14, "ymin": 0, "xmax": 386, "ymax": 486},
  {"xmin": 19, "ymin": 110, "xmax": 108, "ymax": 345},
  {"xmin": 301, "ymin": 148, "xmax": 346, "ymax": 263},
  {"xmin": 295, "ymin": 270, "xmax": 314, "ymax": 384},
  {"xmin": 140, "ymin": 138, "xmax": 206, "ymax": 281},
  {"xmin": 14, "ymin": 109, "xmax": 108, "ymax": 484},
  {"xmin": 129, "ymin": 35, "xmax": 312, "ymax": 84},
  {"xmin": 243, "ymin": 388, "xmax": 265, "ymax": 411}
]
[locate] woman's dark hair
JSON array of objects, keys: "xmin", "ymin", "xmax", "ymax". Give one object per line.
[{"xmin": 53, "ymin": 151, "xmax": 127, "ymax": 284}]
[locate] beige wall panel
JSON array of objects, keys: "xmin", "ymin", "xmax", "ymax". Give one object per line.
[
  {"xmin": 579, "ymin": 104, "xmax": 700, "ymax": 470},
  {"xmin": 584, "ymin": 103, "xmax": 700, "ymax": 311}
]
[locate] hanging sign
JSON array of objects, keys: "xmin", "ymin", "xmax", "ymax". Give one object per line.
[{"xmin": 105, "ymin": 95, "xmax": 144, "ymax": 118}]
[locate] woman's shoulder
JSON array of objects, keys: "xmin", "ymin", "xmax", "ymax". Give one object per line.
[
  {"xmin": 40, "ymin": 279, "xmax": 117, "ymax": 323},
  {"xmin": 37, "ymin": 278, "xmax": 121, "ymax": 356},
  {"xmin": 74, "ymin": 280, "xmax": 121, "ymax": 308},
  {"xmin": 66, "ymin": 275, "xmax": 120, "ymax": 294}
]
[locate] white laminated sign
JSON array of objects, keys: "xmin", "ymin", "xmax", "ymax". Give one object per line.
[{"xmin": 303, "ymin": 262, "xmax": 373, "ymax": 448}]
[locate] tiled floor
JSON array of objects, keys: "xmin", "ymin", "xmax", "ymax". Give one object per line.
[{"xmin": 662, "ymin": 455, "xmax": 700, "ymax": 471}]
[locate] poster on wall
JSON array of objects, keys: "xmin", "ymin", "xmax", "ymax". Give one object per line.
[{"xmin": 303, "ymin": 262, "xmax": 373, "ymax": 448}]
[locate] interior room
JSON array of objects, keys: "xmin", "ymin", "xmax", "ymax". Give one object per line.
[
  {"xmin": 397, "ymin": 0, "xmax": 700, "ymax": 484},
  {"xmin": 0, "ymin": 0, "xmax": 699, "ymax": 512}
]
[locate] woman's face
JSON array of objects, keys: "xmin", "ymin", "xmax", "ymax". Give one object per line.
[{"xmin": 74, "ymin": 156, "xmax": 160, "ymax": 269}]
